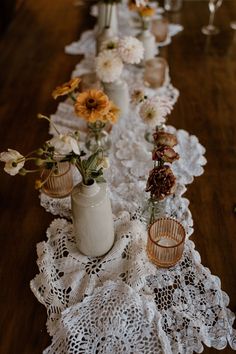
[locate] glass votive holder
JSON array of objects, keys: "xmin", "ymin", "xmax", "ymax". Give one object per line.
[
  {"xmin": 147, "ymin": 218, "xmax": 186, "ymax": 268},
  {"xmin": 41, "ymin": 162, "xmax": 73, "ymax": 198},
  {"xmin": 164, "ymin": 0, "xmax": 183, "ymax": 12},
  {"xmin": 151, "ymin": 18, "xmax": 169, "ymax": 43},
  {"xmin": 144, "ymin": 57, "xmax": 169, "ymax": 88}
]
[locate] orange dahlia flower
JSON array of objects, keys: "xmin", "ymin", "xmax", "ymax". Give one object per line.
[
  {"xmin": 102, "ymin": 102, "xmax": 120, "ymax": 124},
  {"xmin": 74, "ymin": 89, "xmax": 110, "ymax": 123},
  {"xmin": 52, "ymin": 77, "xmax": 81, "ymax": 99},
  {"xmin": 138, "ymin": 6, "xmax": 155, "ymax": 17}
]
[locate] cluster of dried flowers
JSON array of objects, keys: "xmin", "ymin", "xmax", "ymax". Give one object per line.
[
  {"xmin": 0, "ymin": 78, "xmax": 117, "ymax": 188},
  {"xmin": 146, "ymin": 131, "xmax": 179, "ymax": 201},
  {"xmin": 95, "ymin": 36, "xmax": 144, "ymax": 83}
]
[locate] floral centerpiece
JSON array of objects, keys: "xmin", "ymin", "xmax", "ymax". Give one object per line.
[
  {"xmin": 0, "ymin": 114, "xmax": 108, "ymax": 197},
  {"xmin": 52, "ymin": 78, "xmax": 120, "ymax": 152},
  {"xmin": 95, "ymin": 35, "xmax": 144, "ymax": 83},
  {"xmin": 95, "ymin": 36, "xmax": 144, "ymax": 117}
]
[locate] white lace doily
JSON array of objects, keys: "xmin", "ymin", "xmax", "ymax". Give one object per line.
[
  {"xmin": 43, "ymin": 281, "xmax": 171, "ymax": 354},
  {"xmin": 31, "ymin": 213, "xmax": 236, "ymax": 353}
]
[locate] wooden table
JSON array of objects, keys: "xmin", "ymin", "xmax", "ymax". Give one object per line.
[{"xmin": 0, "ymin": 0, "xmax": 235, "ymax": 353}]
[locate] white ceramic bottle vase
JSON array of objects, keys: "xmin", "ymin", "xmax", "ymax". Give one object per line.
[
  {"xmin": 97, "ymin": 2, "xmax": 118, "ymax": 35},
  {"xmin": 137, "ymin": 30, "xmax": 156, "ymax": 62},
  {"xmin": 103, "ymin": 79, "xmax": 130, "ymax": 118},
  {"xmin": 71, "ymin": 181, "xmax": 115, "ymax": 257}
]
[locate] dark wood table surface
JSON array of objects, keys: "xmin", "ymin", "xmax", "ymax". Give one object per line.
[{"xmin": 0, "ymin": 0, "xmax": 235, "ymax": 353}]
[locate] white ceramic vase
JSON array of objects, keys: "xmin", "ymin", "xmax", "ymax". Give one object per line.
[
  {"xmin": 103, "ymin": 79, "xmax": 130, "ymax": 118},
  {"xmin": 71, "ymin": 181, "xmax": 115, "ymax": 257},
  {"xmin": 97, "ymin": 2, "xmax": 118, "ymax": 35},
  {"xmin": 137, "ymin": 30, "xmax": 156, "ymax": 62}
]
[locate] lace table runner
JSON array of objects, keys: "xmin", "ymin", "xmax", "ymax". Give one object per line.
[
  {"xmin": 31, "ymin": 213, "xmax": 236, "ymax": 353},
  {"xmin": 30, "ymin": 2, "xmax": 236, "ymax": 352}
]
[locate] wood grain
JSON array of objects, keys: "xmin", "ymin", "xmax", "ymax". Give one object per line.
[{"xmin": 0, "ymin": 0, "xmax": 235, "ymax": 353}]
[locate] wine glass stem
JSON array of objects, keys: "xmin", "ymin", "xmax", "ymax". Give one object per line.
[{"xmin": 209, "ymin": 10, "xmax": 215, "ymax": 27}]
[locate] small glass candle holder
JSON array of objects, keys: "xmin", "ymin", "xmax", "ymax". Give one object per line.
[
  {"xmin": 151, "ymin": 18, "xmax": 169, "ymax": 43},
  {"xmin": 147, "ymin": 218, "xmax": 185, "ymax": 268},
  {"xmin": 144, "ymin": 58, "xmax": 169, "ymax": 89},
  {"xmin": 41, "ymin": 162, "xmax": 73, "ymax": 198}
]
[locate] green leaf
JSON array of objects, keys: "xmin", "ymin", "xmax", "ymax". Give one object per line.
[{"xmin": 95, "ymin": 176, "xmax": 106, "ymax": 183}]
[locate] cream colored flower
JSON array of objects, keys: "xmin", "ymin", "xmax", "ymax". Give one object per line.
[
  {"xmin": 139, "ymin": 96, "xmax": 172, "ymax": 128},
  {"xmin": 49, "ymin": 135, "xmax": 80, "ymax": 156},
  {"xmin": 131, "ymin": 89, "xmax": 146, "ymax": 104},
  {"xmin": 118, "ymin": 36, "xmax": 144, "ymax": 64},
  {"xmin": 0, "ymin": 149, "xmax": 25, "ymax": 176},
  {"xmin": 75, "ymin": 89, "xmax": 110, "ymax": 123},
  {"xmin": 99, "ymin": 157, "xmax": 110, "ymax": 169},
  {"xmin": 95, "ymin": 50, "xmax": 123, "ymax": 83}
]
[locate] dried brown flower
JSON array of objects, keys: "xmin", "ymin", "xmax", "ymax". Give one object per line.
[
  {"xmin": 146, "ymin": 165, "xmax": 176, "ymax": 200},
  {"xmin": 152, "ymin": 146, "xmax": 179, "ymax": 163},
  {"xmin": 153, "ymin": 131, "xmax": 178, "ymax": 148}
]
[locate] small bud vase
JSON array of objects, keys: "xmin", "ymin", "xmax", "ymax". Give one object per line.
[
  {"xmin": 103, "ymin": 79, "xmax": 130, "ymax": 118},
  {"xmin": 97, "ymin": 2, "xmax": 118, "ymax": 35},
  {"xmin": 137, "ymin": 29, "xmax": 156, "ymax": 62},
  {"xmin": 41, "ymin": 162, "xmax": 73, "ymax": 198},
  {"xmin": 71, "ymin": 181, "xmax": 115, "ymax": 257},
  {"xmin": 85, "ymin": 121, "xmax": 111, "ymax": 153}
]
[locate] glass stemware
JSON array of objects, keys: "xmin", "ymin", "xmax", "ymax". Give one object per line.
[{"xmin": 202, "ymin": 0, "xmax": 223, "ymax": 35}]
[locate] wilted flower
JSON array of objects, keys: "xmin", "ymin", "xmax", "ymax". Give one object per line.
[
  {"xmin": 52, "ymin": 77, "xmax": 81, "ymax": 99},
  {"xmin": 0, "ymin": 149, "xmax": 25, "ymax": 176},
  {"xmin": 99, "ymin": 157, "xmax": 110, "ymax": 169},
  {"xmin": 131, "ymin": 89, "xmax": 146, "ymax": 104},
  {"xmin": 118, "ymin": 36, "xmax": 144, "ymax": 64},
  {"xmin": 95, "ymin": 50, "xmax": 123, "ymax": 83},
  {"xmin": 140, "ymin": 96, "xmax": 172, "ymax": 128},
  {"xmin": 152, "ymin": 146, "xmax": 179, "ymax": 163},
  {"xmin": 153, "ymin": 131, "xmax": 178, "ymax": 147},
  {"xmin": 75, "ymin": 89, "xmax": 110, "ymax": 123},
  {"xmin": 49, "ymin": 135, "xmax": 80, "ymax": 156},
  {"xmin": 146, "ymin": 165, "xmax": 176, "ymax": 200},
  {"xmin": 35, "ymin": 179, "xmax": 44, "ymax": 190}
]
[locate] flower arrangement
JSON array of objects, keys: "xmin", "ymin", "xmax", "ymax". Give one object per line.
[
  {"xmin": 53, "ymin": 78, "xmax": 120, "ymax": 151},
  {"xmin": 145, "ymin": 130, "xmax": 179, "ymax": 224},
  {"xmin": 0, "ymin": 114, "xmax": 109, "ymax": 192},
  {"xmin": 95, "ymin": 36, "xmax": 144, "ymax": 83}
]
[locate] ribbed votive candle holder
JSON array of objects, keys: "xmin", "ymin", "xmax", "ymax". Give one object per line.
[
  {"xmin": 147, "ymin": 218, "xmax": 186, "ymax": 268},
  {"xmin": 42, "ymin": 162, "xmax": 73, "ymax": 198}
]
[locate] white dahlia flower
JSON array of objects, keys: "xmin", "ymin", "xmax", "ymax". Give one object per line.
[
  {"xmin": 139, "ymin": 96, "xmax": 173, "ymax": 128},
  {"xmin": 117, "ymin": 36, "xmax": 144, "ymax": 64},
  {"xmin": 95, "ymin": 50, "xmax": 123, "ymax": 83}
]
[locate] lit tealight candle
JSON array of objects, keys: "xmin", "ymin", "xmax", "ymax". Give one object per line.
[{"xmin": 157, "ymin": 237, "xmax": 177, "ymax": 247}]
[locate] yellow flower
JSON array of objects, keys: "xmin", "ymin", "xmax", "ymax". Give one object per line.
[
  {"xmin": 102, "ymin": 102, "xmax": 120, "ymax": 124},
  {"xmin": 74, "ymin": 89, "xmax": 110, "ymax": 123},
  {"xmin": 35, "ymin": 179, "xmax": 43, "ymax": 190},
  {"xmin": 139, "ymin": 5, "xmax": 155, "ymax": 17},
  {"xmin": 52, "ymin": 77, "xmax": 81, "ymax": 99}
]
